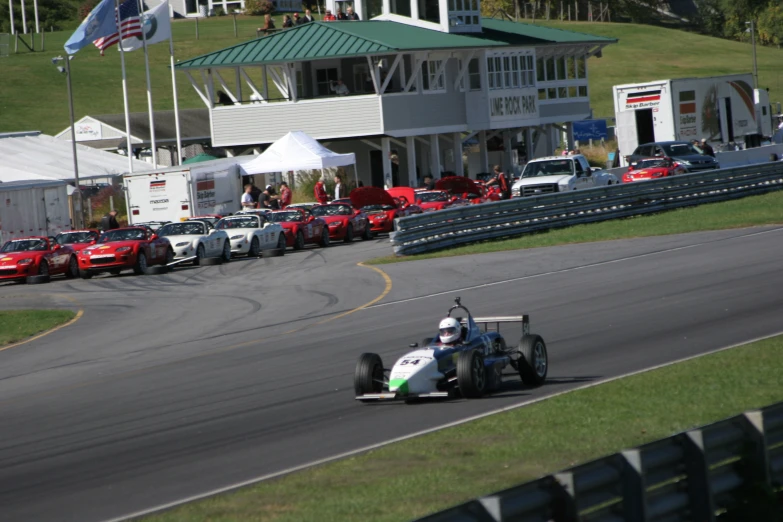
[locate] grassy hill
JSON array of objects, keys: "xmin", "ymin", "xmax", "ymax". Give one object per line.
[{"xmin": 1, "ymin": 17, "xmax": 781, "ymax": 136}]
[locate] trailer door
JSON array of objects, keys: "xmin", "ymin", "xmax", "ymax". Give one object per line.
[
  {"xmin": 126, "ymin": 171, "xmax": 191, "ymax": 224},
  {"xmin": 722, "ymin": 98, "xmax": 734, "ymax": 142},
  {"xmin": 43, "ymin": 187, "xmax": 68, "ymax": 237},
  {"xmin": 635, "ymin": 109, "xmax": 655, "ymax": 146}
]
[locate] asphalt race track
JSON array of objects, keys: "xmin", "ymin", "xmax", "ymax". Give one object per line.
[{"xmin": 1, "ymin": 226, "xmax": 782, "ymax": 521}]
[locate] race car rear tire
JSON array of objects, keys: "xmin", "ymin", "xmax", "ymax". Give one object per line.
[
  {"xmin": 133, "ymin": 252, "xmax": 147, "ymax": 275},
  {"xmin": 293, "ymin": 231, "xmax": 305, "ymax": 251},
  {"xmin": 319, "ymin": 228, "xmax": 330, "ymax": 248},
  {"xmin": 362, "ymin": 222, "xmax": 373, "ymax": 240},
  {"xmin": 249, "ymin": 237, "xmax": 260, "ymax": 257},
  {"xmin": 144, "ymin": 265, "xmax": 168, "ymax": 275},
  {"xmin": 79, "ymin": 269, "xmax": 93, "ymax": 280},
  {"xmin": 518, "ymin": 334, "xmax": 548, "ymax": 387},
  {"xmin": 194, "ymin": 244, "xmax": 206, "ymax": 266},
  {"xmin": 65, "ymin": 256, "xmax": 79, "ymax": 279},
  {"xmin": 344, "ymin": 224, "xmax": 354, "ymax": 243},
  {"xmin": 456, "ymin": 350, "xmax": 486, "ymax": 398},
  {"xmin": 26, "ymin": 274, "xmax": 50, "ymax": 285},
  {"xmin": 201, "ymin": 256, "xmax": 222, "ymax": 266},
  {"xmin": 354, "ymin": 353, "xmax": 384, "ymax": 396}
]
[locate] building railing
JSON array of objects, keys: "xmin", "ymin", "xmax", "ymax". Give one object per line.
[
  {"xmin": 414, "ymin": 401, "xmax": 783, "ymax": 521},
  {"xmin": 390, "ymin": 162, "xmax": 783, "ymax": 256}
]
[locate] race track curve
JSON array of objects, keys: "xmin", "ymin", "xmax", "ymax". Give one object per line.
[{"xmin": 0, "ymin": 226, "xmax": 782, "ymax": 521}]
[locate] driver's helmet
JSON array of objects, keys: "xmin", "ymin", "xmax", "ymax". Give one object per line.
[{"xmin": 438, "ymin": 317, "xmax": 462, "ymax": 344}]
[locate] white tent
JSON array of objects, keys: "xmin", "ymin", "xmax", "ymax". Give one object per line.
[{"xmin": 242, "ymin": 131, "xmax": 357, "ymax": 185}]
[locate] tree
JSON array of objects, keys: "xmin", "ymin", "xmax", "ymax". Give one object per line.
[{"xmin": 757, "ymin": 2, "xmax": 783, "ymax": 46}]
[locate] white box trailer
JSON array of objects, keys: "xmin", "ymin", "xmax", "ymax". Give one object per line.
[
  {"xmin": 614, "ymin": 74, "xmax": 773, "ymax": 165},
  {"xmin": 0, "ymin": 180, "xmax": 71, "ymax": 244},
  {"xmin": 124, "ymin": 159, "xmax": 244, "ymax": 225}
]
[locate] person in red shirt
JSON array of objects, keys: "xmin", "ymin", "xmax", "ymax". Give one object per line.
[
  {"xmin": 314, "ymin": 180, "xmax": 329, "ymax": 204},
  {"xmin": 279, "ymin": 181, "xmax": 292, "ymax": 208},
  {"xmin": 323, "ymin": 9, "xmax": 336, "ymax": 21},
  {"xmin": 485, "ymin": 165, "xmax": 511, "ymax": 199}
]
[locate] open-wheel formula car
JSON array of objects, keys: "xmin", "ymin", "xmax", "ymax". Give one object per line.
[{"xmin": 355, "ymin": 297, "xmax": 548, "ymax": 402}]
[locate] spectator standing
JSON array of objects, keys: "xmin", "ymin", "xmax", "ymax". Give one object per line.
[
  {"xmin": 333, "ymin": 175, "xmax": 344, "ymax": 200},
  {"xmin": 422, "ymin": 175, "xmax": 436, "ymax": 190},
  {"xmin": 336, "ymin": 7, "xmax": 348, "ymax": 20},
  {"xmin": 100, "ymin": 210, "xmax": 120, "ymax": 232},
  {"xmin": 241, "ymin": 184, "xmax": 256, "ymax": 209},
  {"xmin": 346, "ymin": 6, "xmax": 360, "ymax": 19},
  {"xmin": 301, "ymin": 9, "xmax": 315, "ymax": 23},
  {"xmin": 279, "ymin": 181, "xmax": 292, "ymax": 208},
  {"xmin": 700, "ymin": 138, "xmax": 715, "ymax": 157},
  {"xmin": 258, "ymin": 14, "xmax": 275, "ymax": 35},
  {"xmin": 282, "ymin": 14, "xmax": 294, "ymax": 28},
  {"xmin": 485, "ymin": 165, "xmax": 510, "ymax": 199},
  {"xmin": 259, "ymin": 185, "xmax": 280, "ymax": 209},
  {"xmin": 293, "ymin": 12, "xmax": 301, "ymax": 24},
  {"xmin": 323, "ymin": 9, "xmax": 336, "ymax": 20},
  {"xmin": 330, "ymin": 79, "xmax": 350, "ymax": 96},
  {"xmin": 314, "ymin": 180, "xmax": 329, "ymax": 204}
]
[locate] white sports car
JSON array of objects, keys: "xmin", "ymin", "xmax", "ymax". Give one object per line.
[
  {"xmin": 156, "ymin": 221, "xmax": 231, "ymax": 265},
  {"xmin": 215, "ymin": 214, "xmax": 286, "ymax": 257}
]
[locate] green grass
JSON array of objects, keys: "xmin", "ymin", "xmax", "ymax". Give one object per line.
[
  {"xmin": 144, "ymin": 335, "xmax": 783, "ymax": 522},
  {"xmin": 2, "ymin": 19, "xmax": 782, "ymax": 135},
  {"xmin": 0, "ymin": 309, "xmax": 76, "ymax": 346},
  {"xmin": 368, "ymin": 189, "xmax": 783, "ymax": 264}
]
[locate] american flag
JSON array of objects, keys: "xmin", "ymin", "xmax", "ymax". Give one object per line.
[{"xmin": 93, "ymin": 0, "xmax": 143, "ymax": 54}]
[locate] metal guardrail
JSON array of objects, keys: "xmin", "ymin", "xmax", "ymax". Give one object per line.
[
  {"xmin": 390, "ymin": 162, "xmax": 783, "ymax": 256},
  {"xmin": 415, "ymin": 401, "xmax": 783, "ymax": 521}
]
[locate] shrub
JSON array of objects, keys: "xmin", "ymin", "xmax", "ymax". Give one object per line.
[
  {"xmin": 244, "ymin": 0, "xmax": 275, "ymax": 15},
  {"xmin": 78, "ymin": 0, "xmax": 98, "ymax": 20},
  {"xmin": 214, "ymin": 6, "xmax": 226, "ymax": 16}
]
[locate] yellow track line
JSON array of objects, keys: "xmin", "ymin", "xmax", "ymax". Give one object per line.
[{"xmin": 0, "ymin": 309, "xmax": 84, "ymax": 353}]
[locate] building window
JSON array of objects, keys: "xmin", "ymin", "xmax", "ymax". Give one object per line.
[
  {"xmin": 545, "ymin": 58, "xmax": 555, "ymax": 82},
  {"xmin": 578, "ymin": 85, "xmax": 588, "ymax": 97},
  {"xmin": 354, "ymin": 64, "xmax": 370, "ymax": 93},
  {"xmin": 421, "ymin": 60, "xmax": 445, "ymax": 91},
  {"xmin": 468, "ymin": 58, "xmax": 481, "ymax": 90},
  {"xmin": 315, "ymin": 68, "xmax": 338, "ymax": 97},
  {"xmin": 538, "ymin": 89, "xmax": 546, "ymax": 100},
  {"xmin": 576, "ymin": 56, "xmax": 586, "ymax": 79},
  {"xmin": 556, "ymin": 57, "xmax": 567, "ymax": 80},
  {"xmin": 487, "ymin": 52, "xmax": 534, "ymax": 90}
]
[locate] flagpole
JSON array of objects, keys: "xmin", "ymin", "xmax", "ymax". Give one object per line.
[
  {"xmin": 138, "ymin": 0, "xmax": 157, "ymax": 167},
  {"xmin": 116, "ymin": 0, "xmax": 134, "ymax": 174},
  {"xmin": 168, "ymin": 2, "xmax": 182, "ymax": 166}
]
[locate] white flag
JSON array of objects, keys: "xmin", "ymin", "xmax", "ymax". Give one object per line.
[{"xmin": 120, "ymin": 1, "xmax": 172, "ymax": 51}]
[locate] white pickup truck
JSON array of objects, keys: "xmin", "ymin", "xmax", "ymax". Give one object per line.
[{"xmin": 511, "ymin": 155, "xmax": 619, "ymax": 198}]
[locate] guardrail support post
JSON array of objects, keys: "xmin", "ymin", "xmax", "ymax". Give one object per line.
[
  {"xmin": 682, "ymin": 430, "xmax": 716, "ymax": 522},
  {"xmin": 553, "ymin": 472, "xmax": 579, "ymax": 521},
  {"xmin": 740, "ymin": 411, "xmax": 771, "ymax": 486},
  {"xmin": 620, "ymin": 449, "xmax": 646, "ymax": 521}
]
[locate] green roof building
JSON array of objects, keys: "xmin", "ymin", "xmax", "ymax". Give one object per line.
[{"xmin": 175, "ymin": 6, "xmax": 615, "ymax": 187}]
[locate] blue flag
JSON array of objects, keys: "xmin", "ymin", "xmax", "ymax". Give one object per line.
[{"xmin": 64, "ymin": 0, "xmax": 118, "ymax": 55}]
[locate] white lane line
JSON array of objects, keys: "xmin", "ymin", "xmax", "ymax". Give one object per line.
[
  {"xmin": 368, "ymin": 226, "xmax": 783, "ymax": 309},
  {"xmin": 104, "ymin": 328, "xmax": 783, "ymax": 522}
]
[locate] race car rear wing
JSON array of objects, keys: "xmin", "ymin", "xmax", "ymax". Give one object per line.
[{"xmin": 468, "ymin": 315, "xmax": 530, "ymax": 337}]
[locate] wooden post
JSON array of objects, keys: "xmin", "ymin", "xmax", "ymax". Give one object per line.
[
  {"xmin": 588, "ymin": 1, "xmax": 592, "ymax": 21},
  {"xmin": 545, "ymin": 1, "xmax": 549, "ymax": 19},
  {"xmin": 232, "ymin": 13, "xmax": 237, "ymax": 37},
  {"xmin": 88, "ymin": 198, "xmax": 93, "ymax": 223},
  {"xmin": 195, "ymin": 17, "xmax": 199, "ymax": 40},
  {"xmin": 575, "ymin": 0, "xmax": 578, "ymax": 20},
  {"xmin": 568, "ymin": 4, "xmax": 571, "ymax": 20},
  {"xmin": 560, "ymin": 1, "xmax": 563, "ymax": 20},
  {"xmin": 523, "ymin": 2, "xmax": 527, "ymax": 18}
]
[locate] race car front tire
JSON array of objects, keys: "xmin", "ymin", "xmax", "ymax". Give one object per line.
[
  {"xmin": 221, "ymin": 241, "xmax": 232, "ymax": 262},
  {"xmin": 249, "ymin": 237, "xmax": 260, "ymax": 257},
  {"xmin": 293, "ymin": 231, "xmax": 305, "ymax": 251},
  {"xmin": 456, "ymin": 350, "xmax": 486, "ymax": 398},
  {"xmin": 518, "ymin": 334, "xmax": 548, "ymax": 387},
  {"xmin": 133, "ymin": 252, "xmax": 147, "ymax": 275},
  {"xmin": 354, "ymin": 353, "xmax": 384, "ymax": 396},
  {"xmin": 344, "ymin": 224, "xmax": 354, "ymax": 243},
  {"xmin": 194, "ymin": 244, "xmax": 206, "ymax": 265},
  {"xmin": 277, "ymin": 233, "xmax": 287, "ymax": 255},
  {"xmin": 65, "ymin": 256, "xmax": 79, "ymax": 279},
  {"xmin": 362, "ymin": 223, "xmax": 373, "ymax": 241},
  {"xmin": 319, "ymin": 228, "xmax": 330, "ymax": 248}
]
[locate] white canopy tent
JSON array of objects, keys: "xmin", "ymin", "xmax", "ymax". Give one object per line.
[{"xmin": 242, "ymin": 131, "xmax": 357, "ymax": 186}]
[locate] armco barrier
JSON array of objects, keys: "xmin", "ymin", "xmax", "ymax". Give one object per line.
[
  {"xmin": 390, "ymin": 162, "xmax": 783, "ymax": 256},
  {"xmin": 414, "ymin": 401, "xmax": 783, "ymax": 522}
]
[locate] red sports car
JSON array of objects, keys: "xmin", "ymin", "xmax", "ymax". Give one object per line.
[
  {"xmin": 268, "ymin": 208, "xmax": 330, "ymax": 249},
  {"xmin": 0, "ymin": 236, "xmax": 78, "ymax": 283},
  {"xmin": 55, "ymin": 230, "xmax": 100, "ymax": 252},
  {"xmin": 77, "ymin": 226, "xmax": 174, "ymax": 279},
  {"xmin": 409, "ymin": 189, "xmax": 466, "ymax": 212},
  {"xmin": 623, "ymin": 157, "xmax": 687, "ymax": 183},
  {"xmin": 310, "ymin": 203, "xmax": 373, "ymax": 242},
  {"xmin": 349, "ymin": 187, "xmax": 422, "ymax": 233},
  {"xmin": 436, "ymin": 176, "xmax": 498, "ymax": 204}
]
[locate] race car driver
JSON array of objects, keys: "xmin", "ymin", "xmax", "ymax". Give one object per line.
[{"xmin": 438, "ymin": 317, "xmax": 465, "ymax": 346}]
